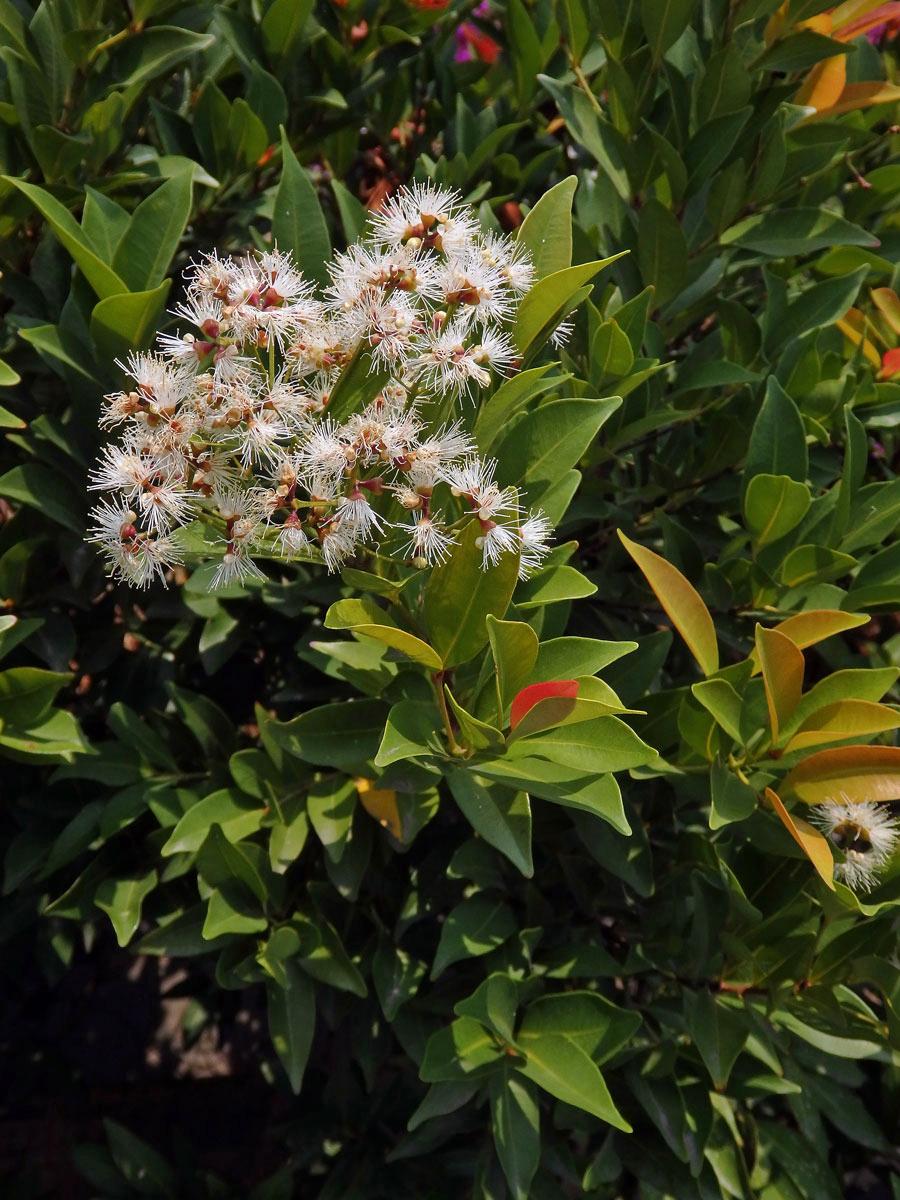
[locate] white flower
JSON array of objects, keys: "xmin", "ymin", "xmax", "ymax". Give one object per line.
[
  {"xmin": 811, "ymin": 795, "xmax": 900, "ymax": 891},
  {"xmin": 369, "ymin": 184, "xmax": 478, "ymax": 254},
  {"xmin": 476, "ymin": 520, "xmax": 520, "ymax": 568},
  {"xmin": 401, "ymin": 512, "xmax": 456, "ymax": 564},
  {"xmin": 437, "ymin": 249, "xmax": 514, "ymax": 326},
  {"xmin": 479, "ymin": 232, "xmax": 536, "ymax": 295},
  {"xmin": 320, "ymin": 524, "xmax": 358, "ymax": 571},
  {"xmin": 277, "ymin": 516, "xmax": 312, "ymax": 559},
  {"xmin": 334, "ymin": 491, "xmax": 387, "ymax": 540},
  {"xmin": 211, "ymin": 545, "xmax": 266, "ymax": 589},
  {"xmin": 518, "ymin": 510, "xmax": 553, "ymax": 579}
]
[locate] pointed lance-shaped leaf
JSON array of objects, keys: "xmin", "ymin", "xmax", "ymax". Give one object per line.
[
  {"xmin": 766, "ymin": 787, "xmax": 836, "ymax": 890},
  {"xmin": 618, "ymin": 531, "xmax": 718, "ymax": 676}
]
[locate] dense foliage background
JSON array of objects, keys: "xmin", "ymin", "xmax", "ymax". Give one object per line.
[{"xmin": 4, "ymin": 0, "xmax": 900, "ymax": 1196}]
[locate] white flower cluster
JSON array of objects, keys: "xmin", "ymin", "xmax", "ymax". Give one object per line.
[
  {"xmin": 87, "ymin": 185, "xmax": 553, "ymax": 589},
  {"xmin": 812, "ymin": 794, "xmax": 899, "ymax": 892}
]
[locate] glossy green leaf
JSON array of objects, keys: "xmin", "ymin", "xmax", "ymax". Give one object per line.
[
  {"xmin": 490, "ymin": 1069, "xmax": 540, "ymax": 1200},
  {"xmin": 744, "ymin": 474, "xmax": 811, "ymax": 548},
  {"xmin": 94, "ymin": 870, "xmax": 158, "ymax": 947},
  {"xmin": 513, "ymin": 256, "xmax": 626, "ymax": 353},
  {"xmin": 516, "ymin": 175, "xmax": 576, "ymax": 278},
  {"xmin": 430, "ymin": 895, "xmax": 517, "ymax": 979},
  {"xmin": 267, "ymin": 961, "xmax": 315, "ymax": 1094},
  {"xmin": 324, "ymin": 596, "xmax": 442, "ymax": 669},
  {"xmin": 447, "ymin": 770, "xmax": 533, "ymax": 877},
  {"xmin": 111, "ymin": 170, "xmax": 192, "ymax": 290},
  {"xmin": 424, "ymin": 521, "xmax": 519, "ymax": 667},
  {"xmin": 273, "ymin": 129, "xmax": 330, "ymax": 289}
]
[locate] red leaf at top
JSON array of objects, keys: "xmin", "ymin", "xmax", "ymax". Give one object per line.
[{"xmin": 510, "ymin": 680, "xmax": 579, "ymax": 730}]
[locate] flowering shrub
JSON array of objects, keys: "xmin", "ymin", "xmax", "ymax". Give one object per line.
[
  {"xmin": 4, "ymin": 2, "xmax": 900, "ymax": 1198},
  {"xmin": 87, "ymin": 188, "xmax": 553, "ymax": 588}
]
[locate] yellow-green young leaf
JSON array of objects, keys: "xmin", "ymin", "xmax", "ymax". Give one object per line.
[
  {"xmin": 748, "ymin": 610, "xmax": 868, "ymax": 674},
  {"xmin": 766, "ymin": 787, "xmax": 835, "ymax": 890},
  {"xmin": 445, "ymin": 689, "xmax": 505, "ymax": 753},
  {"xmin": 744, "ymin": 474, "xmax": 811, "ymax": 548},
  {"xmin": 871, "ymin": 287, "xmax": 900, "ymax": 338},
  {"xmin": 618, "ymin": 530, "xmax": 718, "ymax": 675},
  {"xmin": 513, "ymin": 255, "xmax": 627, "ymax": 353},
  {"xmin": 324, "ymin": 596, "xmax": 442, "ymax": 670},
  {"xmin": 424, "ymin": 521, "xmax": 519, "ymax": 668},
  {"xmin": 517, "ymin": 1032, "xmax": 631, "ymax": 1130},
  {"xmin": 783, "ymin": 700, "xmax": 900, "ymax": 753},
  {"xmin": 782, "ymin": 745, "xmax": 900, "ymax": 805},
  {"xmin": 94, "ymin": 871, "xmax": 158, "ymax": 947},
  {"xmin": 516, "ymin": 175, "xmax": 577, "ymax": 278},
  {"xmin": 591, "ymin": 318, "xmax": 634, "ymax": 378},
  {"xmin": 756, "ymin": 625, "xmax": 804, "ymax": 742}
]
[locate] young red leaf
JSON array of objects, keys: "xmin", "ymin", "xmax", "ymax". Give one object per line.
[{"xmin": 510, "ymin": 680, "xmax": 579, "ymax": 731}]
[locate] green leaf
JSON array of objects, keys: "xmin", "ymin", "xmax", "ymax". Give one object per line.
[
  {"xmin": 196, "ymin": 825, "xmax": 268, "ymax": 904},
  {"xmin": 0, "ymin": 463, "xmax": 83, "ymax": 534},
  {"xmin": 447, "ymin": 770, "xmax": 533, "ymax": 877},
  {"xmin": 513, "ymin": 257, "xmax": 626, "ymax": 353},
  {"xmin": 684, "ymin": 992, "xmax": 747, "ymax": 1088},
  {"xmin": 0, "ymin": 666, "xmax": 70, "ymax": 726},
  {"xmin": 430, "ymin": 895, "xmax": 517, "ymax": 979},
  {"xmin": 273, "ymin": 129, "xmax": 330, "ymax": 289},
  {"xmin": 721, "ymin": 207, "xmax": 879, "ymax": 257},
  {"xmin": 424, "ymin": 521, "xmax": 519, "ymax": 668},
  {"xmin": 261, "ymin": 0, "xmax": 314, "ymax": 60},
  {"xmin": 373, "ymin": 940, "xmax": 426, "ymax": 1021},
  {"xmin": 299, "ymin": 918, "xmax": 366, "ymax": 996},
  {"xmin": 107, "ymin": 26, "xmax": 215, "ymax": 88},
  {"xmin": 517, "ymin": 1031, "xmax": 630, "ymax": 1129},
  {"xmin": 267, "ymin": 961, "xmax": 315, "ymax": 1094},
  {"xmin": 743, "ymin": 377, "xmax": 808, "ymax": 496},
  {"xmin": 637, "ymin": 199, "xmax": 687, "ymax": 308},
  {"xmin": 202, "ymin": 887, "xmax": 267, "ymax": 937},
  {"xmin": 490, "ymin": 1069, "xmax": 541, "ymax": 1200},
  {"xmin": 506, "ymin": 714, "xmax": 657, "ymax": 774},
  {"xmin": 530, "ymin": 637, "xmax": 636, "ymax": 682},
  {"xmin": 307, "ymin": 777, "xmax": 356, "ymax": 862},
  {"xmin": 444, "ymin": 689, "xmax": 505, "ymax": 752},
  {"xmin": 104, "ymin": 1119, "xmax": 176, "ymax": 1198},
  {"xmin": 374, "ymin": 699, "xmax": 441, "ymax": 767},
  {"xmin": 641, "ymin": 0, "xmax": 697, "ymax": 63},
  {"xmin": 767, "ymin": 267, "xmax": 868, "ymax": 351},
  {"xmin": 744, "ymin": 474, "xmax": 811, "ymax": 548},
  {"xmin": 324, "ymin": 596, "xmax": 442, "ymax": 669},
  {"xmin": 781, "ymin": 544, "xmax": 856, "ymax": 588},
  {"xmin": 516, "ymin": 175, "xmax": 576, "ymax": 278},
  {"xmin": 420, "ymin": 1016, "xmax": 505, "ymax": 1082},
  {"xmin": 486, "ymin": 615, "xmax": 539, "ymax": 715},
  {"xmin": 710, "ymin": 758, "xmax": 758, "ymax": 829},
  {"xmin": 94, "ymin": 870, "xmax": 157, "ymax": 947},
  {"xmin": 691, "ymin": 678, "xmax": 744, "ymax": 743},
  {"xmin": 111, "ymin": 169, "xmax": 193, "ymax": 290},
  {"xmin": 161, "ymin": 789, "xmax": 265, "ymax": 855},
  {"xmin": 474, "ymin": 364, "xmax": 562, "ymax": 452},
  {"xmin": 591, "ymin": 318, "xmax": 634, "ymax": 380},
  {"xmin": 3, "ymin": 176, "xmax": 127, "ymax": 299},
  {"xmin": 494, "ymin": 397, "xmax": 621, "ymax": 492},
  {"xmin": 268, "ymin": 699, "xmax": 387, "ymax": 769},
  {"xmin": 454, "ymin": 974, "xmax": 520, "ymax": 1044},
  {"xmin": 90, "ymin": 281, "xmax": 171, "ymax": 360}
]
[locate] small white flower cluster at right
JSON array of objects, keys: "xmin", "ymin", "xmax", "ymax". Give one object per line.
[
  {"xmin": 87, "ymin": 184, "xmax": 557, "ymax": 589},
  {"xmin": 812, "ymin": 794, "xmax": 899, "ymax": 892}
]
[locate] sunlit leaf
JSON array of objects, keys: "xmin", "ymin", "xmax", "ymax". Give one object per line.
[{"xmin": 766, "ymin": 787, "xmax": 835, "ymax": 890}]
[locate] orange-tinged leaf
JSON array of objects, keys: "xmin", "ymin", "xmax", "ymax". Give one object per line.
[
  {"xmin": 836, "ymin": 312, "xmax": 882, "ymax": 367},
  {"xmin": 782, "ymin": 745, "xmax": 900, "ymax": 805},
  {"xmin": 510, "ymin": 680, "xmax": 579, "ymax": 730},
  {"xmin": 831, "ymin": 0, "xmax": 892, "ymax": 26},
  {"xmin": 749, "ymin": 610, "xmax": 868, "ymax": 674},
  {"xmin": 870, "ymin": 287, "xmax": 900, "ymax": 338},
  {"xmin": 832, "ymin": 0, "xmax": 900, "ymax": 40},
  {"xmin": 795, "ymin": 54, "xmax": 847, "ymax": 111},
  {"xmin": 756, "ymin": 626, "xmax": 804, "ymax": 742},
  {"xmin": 784, "ymin": 700, "xmax": 900, "ymax": 753},
  {"xmin": 355, "ymin": 777, "xmax": 402, "ymax": 840},
  {"xmin": 807, "ymin": 80, "xmax": 900, "ymax": 119},
  {"xmin": 618, "ymin": 531, "xmax": 718, "ymax": 676},
  {"xmin": 765, "ymin": 787, "xmax": 836, "ymax": 890},
  {"xmin": 798, "ymin": 13, "xmax": 833, "ymax": 33},
  {"xmin": 880, "ymin": 347, "xmax": 900, "ymax": 380},
  {"xmin": 764, "ymin": 2, "xmax": 789, "ymax": 43}
]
